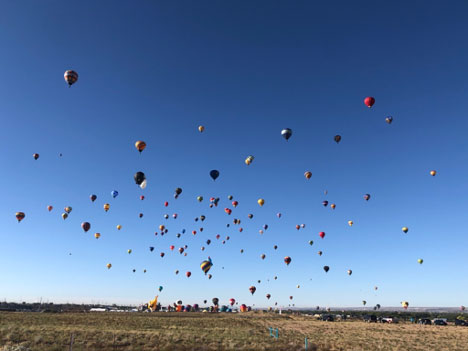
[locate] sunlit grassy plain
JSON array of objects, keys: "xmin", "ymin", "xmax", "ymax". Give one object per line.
[{"xmin": 1, "ymin": 312, "xmax": 468, "ymax": 350}]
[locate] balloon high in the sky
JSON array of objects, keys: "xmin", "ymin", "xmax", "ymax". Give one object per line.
[
  {"xmin": 90, "ymin": 194, "xmax": 97, "ymax": 202},
  {"xmin": 245, "ymin": 155, "xmax": 254, "ymax": 165},
  {"xmin": 64, "ymin": 70, "xmax": 78, "ymax": 87},
  {"xmin": 319, "ymin": 231, "xmax": 325, "ymax": 239},
  {"xmin": 430, "ymin": 170, "xmax": 437, "ymax": 176},
  {"xmin": 111, "ymin": 190, "xmax": 119, "ymax": 198},
  {"xmin": 323, "ymin": 266, "xmax": 330, "ymax": 273},
  {"xmin": 304, "ymin": 171, "xmax": 312, "ymax": 180},
  {"xmin": 209, "ymin": 170, "xmax": 220, "ymax": 181},
  {"xmin": 33, "ymin": 153, "xmax": 39, "ymax": 160},
  {"xmin": 15, "ymin": 212, "xmax": 25, "ymax": 222},
  {"xmin": 364, "ymin": 194, "xmax": 371, "ymax": 201},
  {"xmin": 135, "ymin": 141, "xmax": 146, "ymax": 153},
  {"xmin": 134, "ymin": 172, "xmax": 146, "ymax": 186},
  {"xmin": 281, "ymin": 128, "xmax": 292, "ymax": 141},
  {"xmin": 402, "ymin": 227, "xmax": 409, "ymax": 233},
  {"xmin": 198, "ymin": 126, "xmax": 205, "ymax": 133},
  {"xmin": 334, "ymin": 135, "xmax": 341, "ymax": 143},
  {"xmin": 386, "ymin": 116, "xmax": 393, "ymax": 124},
  {"xmin": 364, "ymin": 96, "xmax": 375, "ymax": 108},
  {"xmin": 81, "ymin": 222, "xmax": 91, "ymax": 232},
  {"xmin": 257, "ymin": 199, "xmax": 265, "ymax": 206},
  {"xmin": 103, "ymin": 203, "xmax": 110, "ymax": 212},
  {"xmin": 249, "ymin": 286, "xmax": 256, "ymax": 295},
  {"xmin": 284, "ymin": 256, "xmax": 291, "ymax": 265},
  {"xmin": 200, "ymin": 257, "xmax": 213, "ymax": 275}
]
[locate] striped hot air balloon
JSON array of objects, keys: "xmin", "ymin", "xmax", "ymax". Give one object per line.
[{"xmin": 200, "ymin": 257, "xmax": 213, "ymax": 275}]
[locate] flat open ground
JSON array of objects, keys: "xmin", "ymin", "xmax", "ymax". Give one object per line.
[{"xmin": 1, "ymin": 312, "xmax": 468, "ymax": 351}]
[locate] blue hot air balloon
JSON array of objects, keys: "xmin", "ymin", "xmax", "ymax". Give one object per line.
[{"xmin": 111, "ymin": 190, "xmax": 119, "ymax": 198}]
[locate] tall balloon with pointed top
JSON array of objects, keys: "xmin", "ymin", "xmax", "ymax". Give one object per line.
[
  {"xmin": 135, "ymin": 141, "xmax": 146, "ymax": 153},
  {"xmin": 90, "ymin": 194, "xmax": 97, "ymax": 202},
  {"xmin": 209, "ymin": 170, "xmax": 220, "ymax": 181},
  {"xmin": 364, "ymin": 96, "xmax": 375, "ymax": 108},
  {"xmin": 284, "ymin": 256, "xmax": 291, "ymax": 266},
  {"xmin": 47, "ymin": 205, "xmax": 53, "ymax": 212},
  {"xmin": 64, "ymin": 70, "xmax": 78, "ymax": 87},
  {"xmin": 249, "ymin": 286, "xmax": 256, "ymax": 295},
  {"xmin": 281, "ymin": 128, "xmax": 292, "ymax": 141},
  {"xmin": 323, "ymin": 266, "xmax": 330, "ymax": 273}
]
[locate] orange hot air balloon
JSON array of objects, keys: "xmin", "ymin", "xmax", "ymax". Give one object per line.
[
  {"xmin": 103, "ymin": 203, "xmax": 110, "ymax": 212},
  {"xmin": 430, "ymin": 170, "xmax": 437, "ymax": 176},
  {"xmin": 47, "ymin": 205, "xmax": 53, "ymax": 212},
  {"xmin": 106, "ymin": 263, "xmax": 112, "ymax": 269},
  {"xmin": 159, "ymin": 225, "xmax": 165, "ymax": 231},
  {"xmin": 135, "ymin": 141, "xmax": 146, "ymax": 153},
  {"xmin": 284, "ymin": 256, "xmax": 291, "ymax": 265},
  {"xmin": 186, "ymin": 271, "xmax": 191, "ymax": 278},
  {"xmin": 304, "ymin": 171, "xmax": 312, "ymax": 180},
  {"xmin": 94, "ymin": 233, "xmax": 101, "ymax": 239},
  {"xmin": 364, "ymin": 96, "xmax": 375, "ymax": 108},
  {"xmin": 330, "ymin": 204, "xmax": 336, "ymax": 209},
  {"xmin": 198, "ymin": 126, "xmax": 205, "ymax": 133},
  {"xmin": 257, "ymin": 199, "xmax": 265, "ymax": 206}
]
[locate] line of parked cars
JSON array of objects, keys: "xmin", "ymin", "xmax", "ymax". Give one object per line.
[{"xmin": 363, "ymin": 315, "xmax": 399, "ymax": 323}]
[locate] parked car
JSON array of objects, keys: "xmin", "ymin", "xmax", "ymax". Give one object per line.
[
  {"xmin": 418, "ymin": 319, "xmax": 432, "ymax": 325},
  {"xmin": 381, "ymin": 317, "xmax": 398, "ymax": 324},
  {"xmin": 433, "ymin": 319, "xmax": 447, "ymax": 326},
  {"xmin": 321, "ymin": 314, "xmax": 334, "ymax": 322},
  {"xmin": 363, "ymin": 315, "xmax": 377, "ymax": 323},
  {"xmin": 455, "ymin": 319, "xmax": 468, "ymax": 326}
]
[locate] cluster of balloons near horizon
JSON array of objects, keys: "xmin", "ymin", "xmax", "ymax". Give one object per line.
[{"xmin": 20, "ymin": 82, "xmax": 441, "ymax": 307}]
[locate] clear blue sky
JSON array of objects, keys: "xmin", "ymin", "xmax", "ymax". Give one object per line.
[{"xmin": 1, "ymin": 0, "xmax": 468, "ymax": 309}]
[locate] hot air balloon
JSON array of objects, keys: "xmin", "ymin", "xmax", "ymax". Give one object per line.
[
  {"xmin": 186, "ymin": 271, "xmax": 191, "ymax": 278},
  {"xmin": 319, "ymin": 232, "xmax": 325, "ymax": 239},
  {"xmin": 266, "ymin": 294, "xmax": 271, "ymax": 300},
  {"xmin": 81, "ymin": 222, "xmax": 91, "ymax": 232},
  {"xmin": 347, "ymin": 270, "xmax": 352, "ymax": 275},
  {"xmin": 430, "ymin": 170, "xmax": 437, "ymax": 176},
  {"xmin": 62, "ymin": 213, "xmax": 68, "ymax": 220},
  {"xmin": 127, "ymin": 249, "xmax": 132, "ymax": 254},
  {"xmin": 402, "ymin": 227, "xmax": 408, "ymax": 233},
  {"xmin": 323, "ymin": 266, "xmax": 330, "ymax": 273},
  {"xmin": 277, "ymin": 213, "xmax": 281, "ymax": 218},
  {"xmin": 164, "ymin": 214, "xmax": 169, "ymax": 219},
  {"xmin": 261, "ymin": 254, "xmax": 266, "ymax": 260},
  {"xmin": 374, "ymin": 286, "xmax": 378, "ymax": 291},
  {"xmin": 295, "ymin": 224, "xmax": 300, "ymax": 230},
  {"xmin": 104, "ymin": 204, "xmax": 110, "ymax": 212},
  {"xmin": 461, "ymin": 306, "xmax": 466, "ymax": 311},
  {"xmin": 111, "ymin": 190, "xmax": 119, "ymax": 198},
  {"xmin": 281, "ymin": 128, "xmax": 292, "ymax": 141},
  {"xmin": 178, "ymin": 247, "xmax": 184, "ymax": 254},
  {"xmin": 248, "ymin": 214, "xmax": 253, "ymax": 219},
  {"xmin": 318, "ymin": 251, "xmax": 322, "ymax": 256},
  {"xmin": 240, "ymin": 304, "xmax": 247, "ymax": 312},
  {"xmin": 210, "ymin": 170, "xmax": 220, "ymax": 181},
  {"xmin": 308, "ymin": 240, "xmax": 313, "ymax": 246},
  {"xmin": 197, "ymin": 196, "xmax": 203, "ymax": 202},
  {"xmin": 229, "ymin": 298, "xmax": 235, "ymax": 306},
  {"xmin": 331, "ymin": 204, "xmax": 336, "ymax": 209},
  {"xmin": 284, "ymin": 256, "xmax": 291, "ymax": 265},
  {"xmin": 212, "ymin": 298, "xmax": 219, "ymax": 306},
  {"xmin": 139, "ymin": 213, "xmax": 144, "ymax": 218},
  {"xmin": 106, "ymin": 263, "xmax": 112, "ymax": 269},
  {"xmin": 90, "ymin": 194, "xmax": 97, "ymax": 202},
  {"xmin": 94, "ymin": 233, "xmax": 100, "ymax": 239},
  {"xmin": 149, "ymin": 247, "xmax": 154, "ymax": 252},
  {"xmin": 362, "ymin": 300, "xmax": 367, "ymax": 306},
  {"xmin": 116, "ymin": 225, "xmax": 122, "ymax": 230},
  {"xmin": 135, "ymin": 141, "xmax": 146, "ymax": 153},
  {"xmin": 348, "ymin": 220, "xmax": 353, "ymax": 226},
  {"xmin": 15, "ymin": 212, "xmax": 25, "ymax": 222},
  {"xmin": 249, "ymin": 286, "xmax": 256, "ymax": 295},
  {"xmin": 200, "ymin": 258, "xmax": 213, "ymax": 274},
  {"xmin": 364, "ymin": 194, "xmax": 371, "ymax": 201},
  {"xmin": 47, "ymin": 205, "xmax": 53, "ymax": 212},
  {"xmin": 134, "ymin": 172, "xmax": 146, "ymax": 186},
  {"xmin": 64, "ymin": 70, "xmax": 78, "ymax": 86},
  {"xmin": 64, "ymin": 207, "xmax": 72, "ymax": 214},
  {"xmin": 322, "ymin": 201, "xmax": 328, "ymax": 207},
  {"xmin": 232, "ymin": 201, "xmax": 238, "ymax": 208},
  {"xmin": 158, "ymin": 286, "xmax": 163, "ymax": 292},
  {"xmin": 385, "ymin": 116, "xmax": 393, "ymax": 124},
  {"xmin": 334, "ymin": 135, "xmax": 341, "ymax": 143},
  {"xmin": 174, "ymin": 188, "xmax": 182, "ymax": 198},
  {"xmin": 198, "ymin": 126, "xmax": 205, "ymax": 133},
  {"xmin": 32, "ymin": 153, "xmax": 40, "ymax": 160},
  {"xmin": 240, "ymin": 249, "xmax": 244, "ymax": 253},
  {"xmin": 364, "ymin": 96, "xmax": 375, "ymax": 108},
  {"xmin": 257, "ymin": 199, "xmax": 265, "ymax": 206},
  {"xmin": 304, "ymin": 171, "xmax": 312, "ymax": 180},
  {"xmin": 160, "ymin": 252, "xmax": 165, "ymax": 257},
  {"xmin": 418, "ymin": 258, "xmax": 423, "ymax": 264},
  {"xmin": 401, "ymin": 301, "xmax": 409, "ymax": 310}
]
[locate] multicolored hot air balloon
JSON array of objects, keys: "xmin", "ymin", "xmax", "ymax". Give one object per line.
[
  {"xmin": 200, "ymin": 257, "xmax": 213, "ymax": 275},
  {"xmin": 284, "ymin": 256, "xmax": 291, "ymax": 265},
  {"xmin": 64, "ymin": 70, "xmax": 78, "ymax": 86},
  {"xmin": 245, "ymin": 155, "xmax": 254, "ymax": 165},
  {"xmin": 135, "ymin": 141, "xmax": 146, "ymax": 153},
  {"xmin": 33, "ymin": 153, "xmax": 39, "ymax": 160},
  {"xmin": 347, "ymin": 270, "xmax": 352, "ymax": 276},
  {"xmin": 304, "ymin": 171, "xmax": 312, "ymax": 180},
  {"xmin": 94, "ymin": 233, "xmax": 101, "ymax": 239},
  {"xmin": 81, "ymin": 222, "xmax": 91, "ymax": 232},
  {"xmin": 198, "ymin": 126, "xmax": 205, "ymax": 133},
  {"xmin": 385, "ymin": 116, "xmax": 393, "ymax": 124},
  {"xmin": 47, "ymin": 205, "xmax": 53, "ymax": 212},
  {"xmin": 402, "ymin": 227, "xmax": 409, "ymax": 233},
  {"xmin": 104, "ymin": 204, "xmax": 110, "ymax": 212},
  {"xmin": 90, "ymin": 194, "xmax": 97, "ymax": 202},
  {"xmin": 111, "ymin": 190, "xmax": 119, "ymax": 198},
  {"xmin": 249, "ymin": 286, "xmax": 256, "ymax": 295},
  {"xmin": 15, "ymin": 212, "xmax": 25, "ymax": 222},
  {"xmin": 418, "ymin": 258, "xmax": 424, "ymax": 264},
  {"xmin": 106, "ymin": 263, "xmax": 112, "ymax": 269}
]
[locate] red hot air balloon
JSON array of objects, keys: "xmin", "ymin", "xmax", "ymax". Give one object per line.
[
  {"xmin": 364, "ymin": 96, "xmax": 375, "ymax": 108},
  {"xmin": 164, "ymin": 201, "xmax": 169, "ymax": 207},
  {"xmin": 319, "ymin": 231, "xmax": 325, "ymax": 239},
  {"xmin": 140, "ymin": 195, "xmax": 145, "ymax": 200},
  {"xmin": 266, "ymin": 294, "xmax": 271, "ymax": 300},
  {"xmin": 160, "ymin": 252, "xmax": 165, "ymax": 257},
  {"xmin": 284, "ymin": 256, "xmax": 292, "ymax": 265},
  {"xmin": 186, "ymin": 271, "xmax": 191, "ymax": 278},
  {"xmin": 81, "ymin": 222, "xmax": 91, "ymax": 232},
  {"xmin": 232, "ymin": 201, "xmax": 238, "ymax": 207},
  {"xmin": 47, "ymin": 205, "xmax": 53, "ymax": 212},
  {"xmin": 170, "ymin": 245, "xmax": 175, "ymax": 251},
  {"xmin": 229, "ymin": 298, "xmax": 235, "ymax": 306}
]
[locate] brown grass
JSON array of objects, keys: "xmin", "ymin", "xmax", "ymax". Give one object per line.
[{"xmin": 1, "ymin": 312, "xmax": 467, "ymax": 350}]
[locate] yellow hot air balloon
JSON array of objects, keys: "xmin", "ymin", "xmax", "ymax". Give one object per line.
[
  {"xmin": 127, "ymin": 249, "xmax": 132, "ymax": 254},
  {"xmin": 116, "ymin": 225, "xmax": 122, "ymax": 230},
  {"xmin": 258, "ymin": 199, "xmax": 265, "ymax": 206},
  {"xmin": 430, "ymin": 170, "xmax": 436, "ymax": 176},
  {"xmin": 94, "ymin": 233, "xmax": 101, "ymax": 239},
  {"xmin": 135, "ymin": 141, "xmax": 146, "ymax": 153},
  {"xmin": 417, "ymin": 258, "xmax": 423, "ymax": 264},
  {"xmin": 402, "ymin": 227, "xmax": 408, "ymax": 233},
  {"xmin": 348, "ymin": 220, "xmax": 353, "ymax": 226},
  {"xmin": 159, "ymin": 225, "xmax": 165, "ymax": 231},
  {"xmin": 198, "ymin": 126, "xmax": 205, "ymax": 133},
  {"xmin": 104, "ymin": 203, "xmax": 110, "ymax": 212},
  {"xmin": 106, "ymin": 263, "xmax": 112, "ymax": 269}
]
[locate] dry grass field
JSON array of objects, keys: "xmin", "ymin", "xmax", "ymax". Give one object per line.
[{"xmin": 1, "ymin": 312, "xmax": 468, "ymax": 351}]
